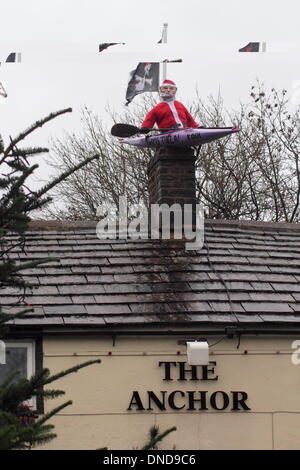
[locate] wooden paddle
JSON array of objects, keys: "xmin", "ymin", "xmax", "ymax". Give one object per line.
[{"xmin": 111, "ymin": 123, "xmax": 180, "ymax": 137}]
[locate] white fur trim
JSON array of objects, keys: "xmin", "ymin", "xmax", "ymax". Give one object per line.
[{"xmin": 167, "ymin": 100, "xmax": 183, "ymax": 126}]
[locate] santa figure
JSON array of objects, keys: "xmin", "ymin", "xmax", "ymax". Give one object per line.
[{"xmin": 140, "ymin": 79, "xmax": 199, "ymax": 132}]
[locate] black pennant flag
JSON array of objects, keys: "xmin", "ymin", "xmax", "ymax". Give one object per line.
[
  {"xmin": 125, "ymin": 62, "xmax": 159, "ymax": 105},
  {"xmin": 99, "ymin": 42, "xmax": 125, "ymax": 52},
  {"xmin": 5, "ymin": 52, "xmax": 22, "ymax": 62},
  {"xmin": 239, "ymin": 42, "xmax": 260, "ymax": 52}
]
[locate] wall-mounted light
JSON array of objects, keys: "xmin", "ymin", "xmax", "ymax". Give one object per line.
[{"xmin": 186, "ymin": 340, "xmax": 209, "ymax": 365}]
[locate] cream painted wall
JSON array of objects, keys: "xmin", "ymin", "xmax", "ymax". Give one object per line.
[{"xmin": 41, "ymin": 335, "xmax": 300, "ymax": 450}]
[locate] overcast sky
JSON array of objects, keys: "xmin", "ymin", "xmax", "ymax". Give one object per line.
[{"xmin": 0, "ymin": 0, "xmax": 299, "ymax": 184}]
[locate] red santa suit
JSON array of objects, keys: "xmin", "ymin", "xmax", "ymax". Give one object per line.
[{"xmin": 141, "ymin": 100, "xmax": 199, "ymax": 129}]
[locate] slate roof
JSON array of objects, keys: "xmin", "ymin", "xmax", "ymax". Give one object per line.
[{"xmin": 2, "ymin": 219, "xmax": 300, "ymax": 332}]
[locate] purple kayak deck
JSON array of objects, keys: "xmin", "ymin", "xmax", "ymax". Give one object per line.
[{"xmin": 117, "ymin": 127, "xmax": 240, "ymax": 148}]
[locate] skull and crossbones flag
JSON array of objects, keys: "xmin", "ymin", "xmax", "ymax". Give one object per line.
[{"xmin": 125, "ymin": 62, "xmax": 159, "ymax": 105}]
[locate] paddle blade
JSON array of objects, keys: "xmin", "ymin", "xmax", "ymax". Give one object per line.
[{"xmin": 111, "ymin": 123, "xmax": 140, "ymax": 137}]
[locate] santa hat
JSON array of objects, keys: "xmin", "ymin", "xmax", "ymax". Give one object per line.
[{"xmin": 160, "ymin": 79, "xmax": 177, "ymax": 88}]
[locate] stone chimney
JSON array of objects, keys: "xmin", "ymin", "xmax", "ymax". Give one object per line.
[{"xmin": 147, "ymin": 146, "xmax": 197, "ymax": 237}]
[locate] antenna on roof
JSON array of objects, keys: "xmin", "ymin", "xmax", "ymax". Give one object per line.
[{"xmin": 159, "ymin": 23, "xmax": 168, "ymax": 80}]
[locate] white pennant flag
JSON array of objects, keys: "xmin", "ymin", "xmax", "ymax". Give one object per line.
[{"xmin": 0, "ymin": 81, "xmax": 8, "ymax": 99}]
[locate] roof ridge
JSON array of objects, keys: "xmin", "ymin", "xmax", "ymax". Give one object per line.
[{"xmin": 26, "ymin": 219, "xmax": 300, "ymax": 233}]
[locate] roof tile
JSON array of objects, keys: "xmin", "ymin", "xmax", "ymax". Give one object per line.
[
  {"xmin": 271, "ymin": 283, "xmax": 300, "ymax": 292},
  {"xmin": 209, "ymin": 302, "xmax": 245, "ymax": 312},
  {"xmin": 39, "ymin": 275, "xmax": 87, "ymax": 285},
  {"xmin": 86, "ymin": 304, "xmax": 131, "ymax": 314},
  {"xmin": 58, "ymin": 285, "xmax": 105, "ymax": 295},
  {"xmin": 43, "ymin": 305, "xmax": 87, "ymax": 315},
  {"xmin": 241, "ymin": 302, "xmax": 294, "ymax": 313}
]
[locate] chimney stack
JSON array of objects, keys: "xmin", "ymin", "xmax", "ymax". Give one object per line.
[{"xmin": 148, "ymin": 146, "xmax": 197, "ymax": 237}]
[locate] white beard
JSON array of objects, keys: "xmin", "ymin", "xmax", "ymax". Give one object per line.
[{"xmin": 159, "ymin": 92, "xmax": 176, "ymax": 102}]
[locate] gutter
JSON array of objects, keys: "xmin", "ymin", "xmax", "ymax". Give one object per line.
[{"xmin": 7, "ymin": 324, "xmax": 300, "ymax": 338}]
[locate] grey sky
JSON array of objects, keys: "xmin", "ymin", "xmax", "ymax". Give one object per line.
[{"xmin": 0, "ymin": 0, "xmax": 299, "ymax": 184}]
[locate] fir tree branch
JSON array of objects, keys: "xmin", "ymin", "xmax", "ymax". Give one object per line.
[
  {"xmin": 34, "ymin": 154, "xmax": 100, "ymax": 200},
  {"xmin": 0, "ymin": 308, "xmax": 34, "ymax": 330},
  {"xmin": 43, "ymin": 359, "xmax": 101, "ymax": 385},
  {"xmin": 141, "ymin": 426, "xmax": 177, "ymax": 450},
  {"xmin": 2, "ymin": 108, "xmax": 72, "ymax": 160},
  {"xmin": 1, "ymin": 164, "xmax": 39, "ymax": 208},
  {"xmin": 0, "ymin": 370, "xmax": 21, "ymax": 392},
  {"xmin": 10, "ymin": 257, "xmax": 60, "ymax": 273},
  {"xmin": 35, "ymin": 400, "xmax": 73, "ymax": 426},
  {"xmin": 23, "ymin": 195, "xmax": 53, "ymax": 213},
  {"xmin": 38, "ymin": 389, "xmax": 66, "ymax": 399},
  {"xmin": 10, "ymin": 147, "xmax": 49, "ymax": 158},
  {"xmin": 0, "ymin": 414, "xmax": 57, "ymax": 450}
]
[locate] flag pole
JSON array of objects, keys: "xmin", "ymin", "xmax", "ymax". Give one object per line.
[{"xmin": 162, "ymin": 23, "xmax": 168, "ymax": 80}]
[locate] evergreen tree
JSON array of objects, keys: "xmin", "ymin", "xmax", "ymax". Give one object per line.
[
  {"xmin": 0, "ymin": 109, "xmax": 100, "ymax": 449},
  {"xmin": 141, "ymin": 425, "xmax": 177, "ymax": 450},
  {"xmin": 0, "ymin": 361, "xmax": 100, "ymax": 450}
]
